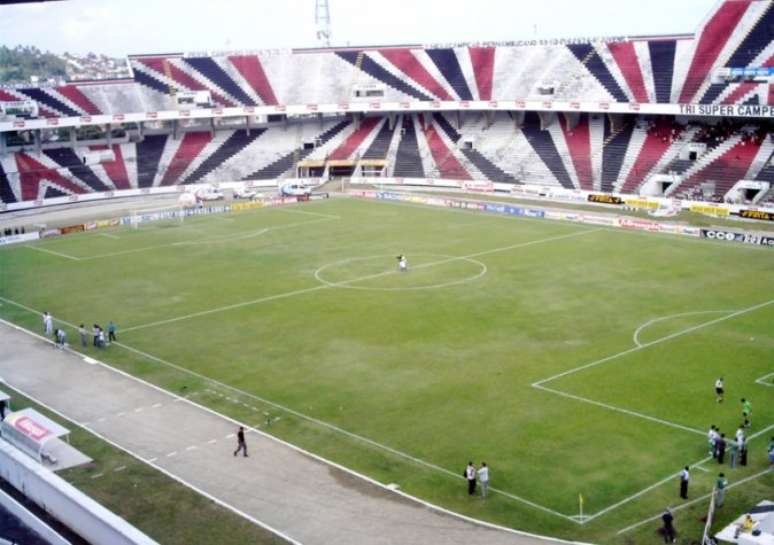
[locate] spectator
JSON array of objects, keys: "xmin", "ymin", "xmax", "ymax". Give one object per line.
[
  {"xmin": 465, "ymin": 462, "xmax": 476, "ymax": 496},
  {"xmin": 79, "ymin": 324, "xmax": 88, "ymax": 347},
  {"xmin": 715, "ymin": 473, "xmax": 728, "ymax": 507},
  {"xmin": 477, "ymin": 462, "xmax": 489, "ymax": 499},
  {"xmin": 661, "ymin": 507, "xmax": 676, "ymax": 543}
]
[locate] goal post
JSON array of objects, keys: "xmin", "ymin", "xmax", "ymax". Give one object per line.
[{"xmin": 129, "ymin": 205, "xmax": 185, "ymax": 229}]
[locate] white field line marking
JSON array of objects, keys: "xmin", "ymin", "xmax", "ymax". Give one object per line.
[
  {"xmin": 756, "ymin": 371, "xmax": 774, "ymax": 387},
  {"xmin": 79, "ymin": 216, "xmax": 337, "ymax": 260},
  {"xmin": 274, "ymin": 206, "xmax": 341, "ymax": 219},
  {"xmin": 693, "ymin": 464, "xmax": 710, "ymax": 473},
  {"xmin": 632, "ymin": 310, "xmax": 733, "ymax": 347},
  {"xmin": 616, "ymin": 467, "xmax": 773, "ymax": 535},
  {"xmin": 580, "ymin": 456, "xmax": 712, "ymax": 524},
  {"xmin": 98, "ymin": 232, "xmax": 120, "ymax": 240},
  {"xmin": 25, "ymin": 245, "xmax": 81, "ymax": 261},
  {"xmin": 0, "ymin": 322, "xmax": 587, "ymax": 540},
  {"xmin": 120, "ymin": 285, "xmax": 329, "ymax": 333},
  {"xmin": 0, "ymin": 273, "xmax": 713, "ymax": 525},
  {"xmin": 114, "ymin": 465, "xmax": 127, "ymax": 472},
  {"xmin": 532, "ymin": 383, "xmax": 705, "ymax": 436},
  {"xmin": 0, "ymin": 377, "xmax": 304, "ymax": 545},
  {"xmin": 122, "ymin": 227, "xmax": 600, "ymax": 333},
  {"xmin": 359, "ymin": 195, "xmax": 774, "ymax": 251},
  {"xmin": 110, "ymin": 340, "xmax": 576, "ymax": 521},
  {"xmin": 532, "ymin": 299, "xmax": 774, "ymax": 387}
]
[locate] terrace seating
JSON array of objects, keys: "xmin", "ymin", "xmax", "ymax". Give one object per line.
[
  {"xmin": 243, "ymin": 119, "xmax": 351, "ymax": 180},
  {"xmin": 159, "ymin": 132, "xmax": 214, "ymax": 186},
  {"xmin": 184, "ymin": 57, "xmax": 257, "ymax": 106},
  {"xmin": 426, "ymin": 49, "xmax": 474, "ymax": 101},
  {"xmin": 567, "ymin": 44, "xmax": 629, "ymax": 103},
  {"xmin": 600, "ymin": 120, "xmax": 635, "ymax": 192},
  {"xmin": 0, "ymin": 161, "xmax": 15, "ymax": 203},
  {"xmin": 135, "ymin": 134, "xmax": 169, "ymax": 188},
  {"xmin": 672, "ymin": 130, "xmax": 764, "ymax": 198},
  {"xmin": 362, "ymin": 120, "xmax": 395, "ymax": 159},
  {"xmin": 42, "ymin": 148, "xmax": 111, "ymax": 193},
  {"xmin": 521, "ymin": 113, "xmax": 575, "ymax": 189},
  {"xmin": 619, "ymin": 119, "xmax": 684, "ymax": 194},
  {"xmin": 227, "ymin": 55, "xmax": 278, "ymax": 105},
  {"xmin": 392, "ymin": 116, "xmax": 425, "ymax": 178},
  {"xmin": 329, "ymin": 117, "xmax": 381, "ymax": 160},
  {"xmin": 678, "ymin": 0, "xmax": 751, "ymax": 103},
  {"xmin": 181, "ymin": 129, "xmax": 266, "ymax": 184},
  {"xmin": 648, "ymin": 40, "xmax": 677, "ymax": 103}
]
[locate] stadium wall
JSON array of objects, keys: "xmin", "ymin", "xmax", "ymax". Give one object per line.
[{"xmin": 0, "ymin": 440, "xmax": 160, "ymax": 545}]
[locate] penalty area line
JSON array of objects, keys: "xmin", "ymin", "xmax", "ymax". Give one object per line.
[
  {"xmin": 24, "ymin": 245, "xmax": 81, "ymax": 261},
  {"xmin": 533, "ymin": 299, "xmax": 774, "ymax": 387}
]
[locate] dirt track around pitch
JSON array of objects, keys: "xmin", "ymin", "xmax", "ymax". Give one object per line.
[{"xmin": 0, "ymin": 322, "xmax": 577, "ymax": 545}]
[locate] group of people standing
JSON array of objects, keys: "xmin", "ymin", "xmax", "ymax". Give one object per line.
[
  {"xmin": 42, "ymin": 312, "xmax": 117, "ymax": 349},
  {"xmin": 464, "ymin": 461, "xmax": 489, "ymax": 498}
]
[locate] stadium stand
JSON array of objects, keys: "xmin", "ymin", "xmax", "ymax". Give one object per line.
[{"xmin": 0, "ymin": 0, "xmax": 772, "ymax": 206}]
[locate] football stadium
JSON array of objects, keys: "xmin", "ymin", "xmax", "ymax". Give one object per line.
[{"xmin": 0, "ymin": 1, "xmax": 772, "ymax": 544}]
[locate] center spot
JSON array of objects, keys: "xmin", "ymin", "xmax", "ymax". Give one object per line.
[{"xmin": 314, "ymin": 254, "xmax": 487, "ymax": 291}]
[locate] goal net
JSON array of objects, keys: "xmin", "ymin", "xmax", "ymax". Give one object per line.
[{"xmin": 129, "ymin": 205, "xmax": 185, "ymax": 229}]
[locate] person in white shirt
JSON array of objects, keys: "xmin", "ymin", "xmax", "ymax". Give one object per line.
[
  {"xmin": 708, "ymin": 426, "xmax": 718, "ymax": 456},
  {"xmin": 679, "ymin": 466, "xmax": 689, "ymax": 499},
  {"xmin": 43, "ymin": 311, "xmax": 53, "ymax": 337},
  {"xmin": 715, "ymin": 377, "xmax": 724, "ymax": 403},
  {"xmin": 477, "ymin": 462, "xmax": 490, "ymax": 499},
  {"xmin": 465, "ymin": 461, "xmax": 476, "ymax": 495},
  {"xmin": 397, "ymin": 254, "xmax": 408, "ymax": 273}
]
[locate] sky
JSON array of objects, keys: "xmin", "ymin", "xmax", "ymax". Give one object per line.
[{"xmin": 0, "ymin": 0, "xmax": 719, "ymax": 57}]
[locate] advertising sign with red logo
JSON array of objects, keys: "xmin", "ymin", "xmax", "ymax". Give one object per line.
[{"xmin": 13, "ymin": 416, "xmax": 52, "ymax": 442}]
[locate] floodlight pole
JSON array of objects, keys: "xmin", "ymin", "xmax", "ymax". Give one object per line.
[{"xmin": 315, "ymin": 0, "xmax": 332, "ymax": 47}]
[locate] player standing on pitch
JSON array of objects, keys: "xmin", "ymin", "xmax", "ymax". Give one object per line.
[{"xmin": 397, "ymin": 254, "xmax": 408, "ymax": 272}]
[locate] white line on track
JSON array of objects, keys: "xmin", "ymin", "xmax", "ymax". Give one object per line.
[
  {"xmin": 532, "ymin": 299, "xmax": 774, "ymax": 387},
  {"xmin": 616, "ymin": 468, "xmax": 773, "ymax": 535},
  {"xmin": 121, "ymin": 227, "xmax": 600, "ymax": 333},
  {"xmin": 25, "ymin": 245, "xmax": 81, "ymax": 261}
]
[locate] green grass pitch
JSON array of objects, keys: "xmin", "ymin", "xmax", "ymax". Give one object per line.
[{"xmin": 1, "ymin": 196, "xmax": 772, "ymax": 543}]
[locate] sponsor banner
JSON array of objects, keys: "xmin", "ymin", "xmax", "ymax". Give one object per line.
[
  {"xmin": 690, "ymin": 204, "xmax": 730, "ymax": 217},
  {"xmin": 618, "ymin": 217, "xmax": 661, "ymax": 232},
  {"xmin": 7, "ymin": 414, "xmax": 52, "ymax": 442},
  {"xmin": 700, "ymin": 229, "xmax": 774, "ymax": 247},
  {"xmin": 737, "ymin": 209, "xmax": 774, "ymax": 222},
  {"xmin": 679, "ymin": 104, "xmax": 774, "ymax": 118},
  {"xmin": 682, "ymin": 227, "xmax": 701, "ymax": 238},
  {"xmin": 40, "ymin": 229, "xmax": 62, "ymax": 239},
  {"xmin": 0, "ymin": 231, "xmax": 40, "ymax": 246},
  {"xmin": 624, "ymin": 198, "xmax": 660, "ymax": 210},
  {"xmin": 463, "ymin": 181, "xmax": 494, "ymax": 193},
  {"xmin": 232, "ymin": 201, "xmax": 264, "ymax": 212},
  {"xmin": 588, "ymin": 194, "xmax": 624, "ymax": 205},
  {"xmin": 579, "ymin": 214, "xmax": 616, "ymax": 226},
  {"xmin": 60, "ymin": 224, "xmax": 85, "ymax": 235}
]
